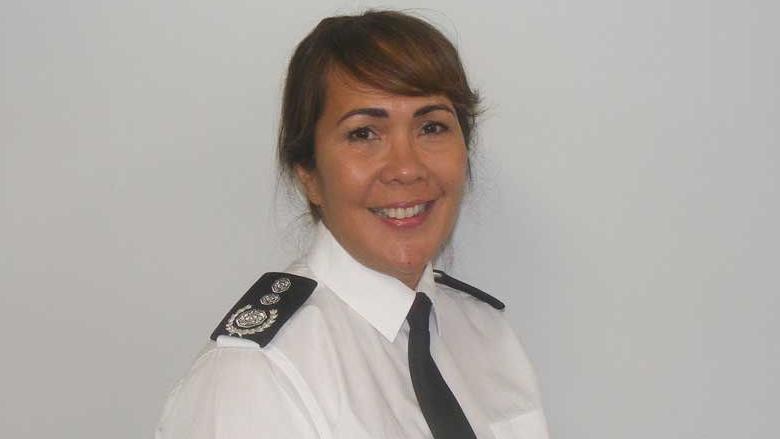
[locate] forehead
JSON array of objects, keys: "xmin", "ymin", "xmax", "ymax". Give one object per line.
[{"xmin": 321, "ymin": 68, "xmax": 453, "ymax": 117}]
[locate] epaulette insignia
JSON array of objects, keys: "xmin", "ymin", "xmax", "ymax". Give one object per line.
[
  {"xmin": 210, "ymin": 272, "xmax": 317, "ymax": 347},
  {"xmin": 433, "ymin": 269, "xmax": 505, "ymax": 310}
]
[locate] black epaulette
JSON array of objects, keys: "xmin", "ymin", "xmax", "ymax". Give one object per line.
[
  {"xmin": 433, "ymin": 269, "xmax": 505, "ymax": 310},
  {"xmin": 210, "ymin": 272, "xmax": 317, "ymax": 347}
]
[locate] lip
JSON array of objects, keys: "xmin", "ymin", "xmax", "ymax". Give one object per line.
[
  {"xmin": 369, "ymin": 200, "xmax": 436, "ymax": 229},
  {"xmin": 370, "ymin": 199, "xmax": 433, "ymax": 209}
]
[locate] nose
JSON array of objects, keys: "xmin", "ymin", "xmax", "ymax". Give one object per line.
[{"xmin": 379, "ymin": 133, "xmax": 428, "ymax": 185}]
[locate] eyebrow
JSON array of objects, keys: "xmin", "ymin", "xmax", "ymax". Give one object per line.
[{"xmin": 336, "ymin": 104, "xmax": 455, "ymax": 125}]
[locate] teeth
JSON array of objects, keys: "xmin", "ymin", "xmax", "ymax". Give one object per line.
[{"xmin": 372, "ymin": 203, "xmax": 428, "ymax": 219}]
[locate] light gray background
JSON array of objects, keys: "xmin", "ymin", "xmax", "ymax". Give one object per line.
[{"xmin": 1, "ymin": 1, "xmax": 777, "ymax": 438}]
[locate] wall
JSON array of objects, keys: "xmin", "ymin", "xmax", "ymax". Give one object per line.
[{"xmin": 1, "ymin": 1, "xmax": 777, "ymax": 437}]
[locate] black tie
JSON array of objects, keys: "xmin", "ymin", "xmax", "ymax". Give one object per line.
[{"xmin": 406, "ymin": 292, "xmax": 477, "ymax": 439}]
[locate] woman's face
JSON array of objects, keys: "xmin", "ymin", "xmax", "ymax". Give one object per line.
[{"xmin": 297, "ymin": 70, "xmax": 468, "ymax": 288}]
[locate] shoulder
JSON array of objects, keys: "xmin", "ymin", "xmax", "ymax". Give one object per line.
[
  {"xmin": 156, "ymin": 340, "xmax": 318, "ymax": 438},
  {"xmin": 157, "ymin": 271, "xmax": 325, "ymax": 438},
  {"xmin": 433, "ymin": 269, "xmax": 505, "ymax": 310},
  {"xmin": 210, "ymin": 271, "xmax": 318, "ymax": 348}
]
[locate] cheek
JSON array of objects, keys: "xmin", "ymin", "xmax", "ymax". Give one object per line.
[
  {"xmin": 318, "ymin": 155, "xmax": 376, "ymax": 206},
  {"xmin": 436, "ymin": 151, "xmax": 469, "ymax": 195}
]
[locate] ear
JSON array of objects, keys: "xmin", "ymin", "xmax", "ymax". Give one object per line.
[{"xmin": 294, "ymin": 164, "xmax": 324, "ymax": 206}]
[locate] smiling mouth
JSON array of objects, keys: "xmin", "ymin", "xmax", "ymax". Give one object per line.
[{"xmin": 369, "ymin": 201, "xmax": 434, "ymax": 220}]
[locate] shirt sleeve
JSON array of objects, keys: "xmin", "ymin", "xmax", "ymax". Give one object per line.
[{"xmin": 156, "ymin": 341, "xmax": 320, "ymax": 439}]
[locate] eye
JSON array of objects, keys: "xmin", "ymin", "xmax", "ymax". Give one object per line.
[
  {"xmin": 347, "ymin": 126, "xmax": 379, "ymax": 142},
  {"xmin": 421, "ymin": 121, "xmax": 449, "ymax": 135}
]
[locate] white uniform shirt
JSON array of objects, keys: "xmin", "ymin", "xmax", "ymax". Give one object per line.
[{"xmin": 156, "ymin": 224, "xmax": 550, "ymax": 438}]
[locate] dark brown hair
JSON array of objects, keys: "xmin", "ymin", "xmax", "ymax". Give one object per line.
[{"xmin": 277, "ymin": 10, "xmax": 481, "ymax": 217}]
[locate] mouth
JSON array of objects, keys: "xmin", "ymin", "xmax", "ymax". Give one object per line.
[
  {"xmin": 369, "ymin": 201, "xmax": 432, "ymax": 219},
  {"xmin": 368, "ymin": 200, "xmax": 435, "ymax": 226}
]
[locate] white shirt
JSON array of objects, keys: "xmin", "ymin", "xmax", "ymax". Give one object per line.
[{"xmin": 156, "ymin": 224, "xmax": 550, "ymax": 439}]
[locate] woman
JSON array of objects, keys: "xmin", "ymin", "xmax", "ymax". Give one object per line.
[{"xmin": 157, "ymin": 10, "xmax": 549, "ymax": 439}]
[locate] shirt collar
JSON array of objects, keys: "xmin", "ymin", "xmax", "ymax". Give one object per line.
[{"xmin": 306, "ymin": 222, "xmax": 440, "ymax": 342}]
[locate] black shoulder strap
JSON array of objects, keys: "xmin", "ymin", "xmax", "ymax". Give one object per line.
[
  {"xmin": 433, "ymin": 269, "xmax": 505, "ymax": 310},
  {"xmin": 210, "ymin": 272, "xmax": 317, "ymax": 347}
]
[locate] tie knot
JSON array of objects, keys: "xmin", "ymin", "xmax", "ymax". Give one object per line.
[{"xmin": 407, "ymin": 292, "xmax": 432, "ymax": 330}]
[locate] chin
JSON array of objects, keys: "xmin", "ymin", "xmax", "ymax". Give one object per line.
[{"xmin": 382, "ymin": 248, "xmax": 432, "ymax": 276}]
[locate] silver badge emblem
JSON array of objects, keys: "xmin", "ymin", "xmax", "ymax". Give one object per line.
[
  {"xmin": 235, "ymin": 308, "xmax": 267, "ymax": 328},
  {"xmin": 260, "ymin": 293, "xmax": 281, "ymax": 305},
  {"xmin": 226, "ymin": 305, "xmax": 278, "ymax": 336},
  {"xmin": 271, "ymin": 277, "xmax": 292, "ymax": 294}
]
